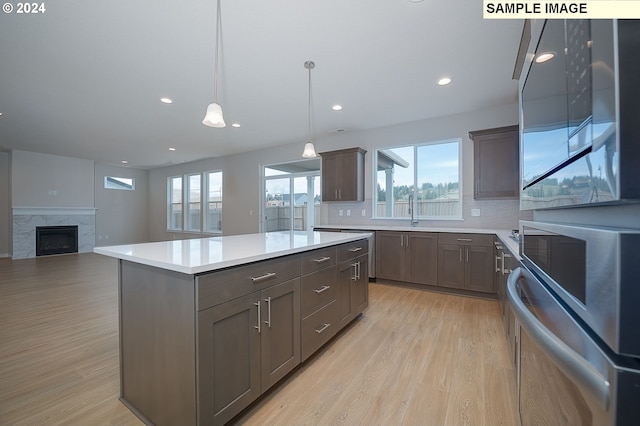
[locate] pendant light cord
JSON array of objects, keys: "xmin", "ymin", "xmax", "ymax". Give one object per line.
[
  {"xmin": 308, "ymin": 65, "xmax": 312, "ymax": 141},
  {"xmin": 214, "ymin": 0, "xmax": 221, "ymax": 102}
]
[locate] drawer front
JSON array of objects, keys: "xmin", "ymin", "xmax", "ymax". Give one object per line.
[
  {"xmin": 300, "ymin": 266, "xmax": 337, "ymax": 318},
  {"xmin": 301, "ymin": 300, "xmax": 337, "ymax": 361},
  {"xmin": 196, "ymin": 255, "xmax": 300, "ymax": 311},
  {"xmin": 337, "ymin": 239, "xmax": 369, "ymax": 263},
  {"xmin": 437, "ymin": 233, "xmax": 493, "ymax": 247},
  {"xmin": 301, "ymin": 246, "xmax": 337, "ymax": 275}
]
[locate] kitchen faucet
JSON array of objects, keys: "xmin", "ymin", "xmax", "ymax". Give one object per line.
[{"xmin": 408, "ymin": 194, "xmax": 418, "ymax": 226}]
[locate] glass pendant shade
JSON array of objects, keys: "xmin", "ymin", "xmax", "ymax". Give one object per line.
[
  {"xmin": 302, "ymin": 141, "xmax": 317, "ymax": 158},
  {"xmin": 202, "ymin": 102, "xmax": 226, "ymax": 128}
]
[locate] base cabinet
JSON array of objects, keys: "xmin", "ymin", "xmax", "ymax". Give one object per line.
[
  {"xmin": 118, "ymin": 238, "xmax": 369, "ymax": 426},
  {"xmin": 437, "ymin": 233, "xmax": 495, "ymax": 293},
  {"xmin": 375, "ymin": 231, "xmax": 437, "ymax": 286},
  {"xmin": 197, "ymin": 278, "xmax": 300, "ymax": 425},
  {"xmin": 338, "ymin": 253, "xmax": 369, "ymax": 328}
]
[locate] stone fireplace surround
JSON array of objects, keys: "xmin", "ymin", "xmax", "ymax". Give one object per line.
[{"xmin": 12, "ymin": 207, "xmax": 96, "ymax": 260}]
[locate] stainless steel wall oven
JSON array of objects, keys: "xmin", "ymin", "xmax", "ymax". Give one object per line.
[{"xmin": 508, "ymin": 221, "xmax": 640, "ymax": 425}]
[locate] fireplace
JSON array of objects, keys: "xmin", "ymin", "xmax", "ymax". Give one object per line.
[{"xmin": 36, "ymin": 226, "xmax": 79, "ymax": 256}]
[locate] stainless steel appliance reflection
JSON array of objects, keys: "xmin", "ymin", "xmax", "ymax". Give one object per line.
[{"xmin": 508, "ymin": 267, "xmax": 640, "ymax": 425}]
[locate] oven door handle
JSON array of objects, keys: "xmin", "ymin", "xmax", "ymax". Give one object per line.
[{"xmin": 507, "ymin": 268, "xmax": 610, "ymax": 411}]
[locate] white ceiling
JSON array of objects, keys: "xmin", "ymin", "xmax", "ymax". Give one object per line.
[{"xmin": 0, "ymin": 0, "xmax": 523, "ymax": 169}]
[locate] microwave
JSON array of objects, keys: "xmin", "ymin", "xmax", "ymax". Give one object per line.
[{"xmin": 519, "ymin": 20, "xmax": 640, "ymax": 210}]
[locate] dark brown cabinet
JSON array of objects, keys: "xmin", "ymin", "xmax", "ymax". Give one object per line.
[
  {"xmin": 319, "ymin": 147, "xmax": 366, "ymax": 201},
  {"xmin": 198, "ymin": 278, "xmax": 300, "ymax": 425},
  {"xmin": 469, "ymin": 125, "xmax": 519, "ymax": 200},
  {"xmin": 375, "ymin": 231, "xmax": 437, "ymax": 286},
  {"xmin": 437, "ymin": 233, "xmax": 495, "ymax": 293},
  {"xmin": 336, "ymin": 240, "xmax": 369, "ymax": 328},
  {"xmin": 300, "ymin": 247, "xmax": 338, "ymax": 361}
]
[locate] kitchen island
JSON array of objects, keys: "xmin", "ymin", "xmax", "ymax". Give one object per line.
[{"xmin": 94, "ymin": 231, "xmax": 371, "ymax": 426}]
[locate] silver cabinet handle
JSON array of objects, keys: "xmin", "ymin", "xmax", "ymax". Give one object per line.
[
  {"xmin": 466, "ymin": 248, "xmax": 469, "ymax": 263},
  {"xmin": 313, "ymin": 256, "xmax": 331, "ymax": 263},
  {"xmin": 502, "ymin": 253, "xmax": 511, "ymax": 275},
  {"xmin": 314, "ymin": 285, "xmax": 331, "ymax": 294},
  {"xmin": 506, "ymin": 268, "xmax": 610, "ymax": 411},
  {"xmin": 457, "ymin": 238, "xmax": 473, "ymax": 242},
  {"xmin": 400, "ymin": 234, "xmax": 404, "ymax": 247},
  {"xmin": 250, "ymin": 272, "xmax": 276, "ymax": 283},
  {"xmin": 338, "ymin": 189, "xmax": 341, "ymax": 199},
  {"xmin": 495, "ymin": 255, "xmax": 501, "ymax": 273},
  {"xmin": 348, "ymin": 247, "xmax": 362, "ymax": 252},
  {"xmin": 264, "ymin": 297, "xmax": 271, "ymax": 328},
  {"xmin": 358, "ymin": 262, "xmax": 361, "ymax": 280},
  {"xmin": 459, "ymin": 248, "xmax": 463, "ymax": 263},
  {"xmin": 254, "ymin": 301, "xmax": 261, "ymax": 333},
  {"xmin": 315, "ymin": 323, "xmax": 331, "ymax": 334},
  {"xmin": 351, "ymin": 263, "xmax": 358, "ymax": 281}
]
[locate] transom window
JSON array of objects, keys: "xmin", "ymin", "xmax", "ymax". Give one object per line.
[{"xmin": 374, "ymin": 139, "xmax": 461, "ymax": 220}]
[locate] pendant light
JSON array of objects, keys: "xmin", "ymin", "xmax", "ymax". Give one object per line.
[
  {"xmin": 202, "ymin": 0, "xmax": 226, "ymax": 128},
  {"xmin": 302, "ymin": 60, "xmax": 318, "ymax": 158}
]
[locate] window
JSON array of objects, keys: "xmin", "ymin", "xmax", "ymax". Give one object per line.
[
  {"xmin": 168, "ymin": 176, "xmax": 183, "ymax": 231},
  {"xmin": 375, "ymin": 139, "xmax": 461, "ymax": 220},
  {"xmin": 167, "ymin": 172, "xmax": 223, "ymax": 233},
  {"xmin": 204, "ymin": 171, "xmax": 222, "ymax": 233},
  {"xmin": 185, "ymin": 174, "xmax": 201, "ymax": 232},
  {"xmin": 262, "ymin": 160, "xmax": 321, "ymax": 232},
  {"xmin": 104, "ymin": 176, "xmax": 134, "ymax": 190}
]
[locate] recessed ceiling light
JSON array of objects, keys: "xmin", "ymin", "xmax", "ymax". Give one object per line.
[
  {"xmin": 231, "ymin": 123, "xmax": 240, "ymax": 128},
  {"xmin": 332, "ymin": 105, "xmax": 343, "ymax": 111},
  {"xmin": 408, "ymin": 0, "xmax": 424, "ymax": 3},
  {"xmin": 121, "ymin": 160, "xmax": 128, "ymax": 164},
  {"xmin": 535, "ymin": 52, "xmax": 555, "ymax": 63},
  {"xmin": 437, "ymin": 77, "xmax": 452, "ymax": 86},
  {"xmin": 0, "ymin": 112, "xmax": 3, "ymax": 116},
  {"xmin": 160, "ymin": 97, "xmax": 173, "ymax": 104},
  {"xmin": 169, "ymin": 147, "xmax": 176, "ymax": 151}
]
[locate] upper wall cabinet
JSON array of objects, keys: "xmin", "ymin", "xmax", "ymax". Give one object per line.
[
  {"xmin": 469, "ymin": 125, "xmax": 519, "ymax": 200},
  {"xmin": 319, "ymin": 148, "xmax": 366, "ymax": 202}
]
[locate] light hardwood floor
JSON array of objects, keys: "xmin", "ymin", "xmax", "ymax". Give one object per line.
[{"xmin": 0, "ymin": 253, "xmax": 518, "ymax": 425}]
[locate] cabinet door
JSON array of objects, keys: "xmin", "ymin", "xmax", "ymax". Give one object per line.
[
  {"xmin": 406, "ymin": 233, "xmax": 438, "ymax": 285},
  {"xmin": 352, "ymin": 255, "xmax": 369, "ymax": 314},
  {"xmin": 337, "ymin": 260, "xmax": 356, "ymax": 328},
  {"xmin": 321, "ymin": 154, "xmax": 339, "ymax": 201},
  {"xmin": 337, "ymin": 151, "xmax": 356, "ymax": 201},
  {"xmin": 437, "ymin": 244, "xmax": 465, "ymax": 290},
  {"xmin": 261, "ymin": 279, "xmax": 300, "ymax": 392},
  {"xmin": 470, "ymin": 125, "xmax": 519, "ymax": 199},
  {"xmin": 198, "ymin": 292, "xmax": 261, "ymax": 426},
  {"xmin": 375, "ymin": 231, "xmax": 405, "ymax": 280},
  {"xmin": 465, "ymin": 245, "xmax": 495, "ymax": 293}
]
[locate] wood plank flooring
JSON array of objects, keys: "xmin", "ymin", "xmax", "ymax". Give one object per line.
[{"xmin": 0, "ymin": 253, "xmax": 518, "ymax": 425}]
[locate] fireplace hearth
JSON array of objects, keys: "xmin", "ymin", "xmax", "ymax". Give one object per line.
[{"xmin": 36, "ymin": 226, "xmax": 79, "ymax": 256}]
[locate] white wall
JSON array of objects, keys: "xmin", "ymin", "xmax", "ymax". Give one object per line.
[
  {"xmin": 0, "ymin": 151, "xmax": 10, "ymax": 256},
  {"xmin": 94, "ymin": 164, "xmax": 150, "ymax": 246},
  {"xmin": 11, "ymin": 150, "xmax": 95, "ymax": 208},
  {"xmin": 149, "ymin": 102, "xmax": 533, "ymax": 240}
]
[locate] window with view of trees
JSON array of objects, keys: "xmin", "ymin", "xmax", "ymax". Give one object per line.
[{"xmin": 375, "ymin": 140, "xmax": 461, "ymax": 219}]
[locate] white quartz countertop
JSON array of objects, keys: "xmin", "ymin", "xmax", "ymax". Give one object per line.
[{"xmin": 93, "ymin": 231, "xmax": 371, "ymax": 275}]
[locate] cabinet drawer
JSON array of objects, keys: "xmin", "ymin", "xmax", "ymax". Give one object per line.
[
  {"xmin": 301, "ymin": 300, "xmax": 337, "ymax": 361},
  {"xmin": 300, "ymin": 266, "xmax": 337, "ymax": 317},
  {"xmin": 196, "ymin": 255, "xmax": 300, "ymax": 310},
  {"xmin": 337, "ymin": 239, "xmax": 369, "ymax": 263},
  {"xmin": 301, "ymin": 247, "xmax": 337, "ymax": 275},
  {"xmin": 437, "ymin": 233, "xmax": 493, "ymax": 247}
]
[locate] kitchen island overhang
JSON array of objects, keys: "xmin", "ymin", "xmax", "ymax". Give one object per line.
[{"xmin": 94, "ymin": 231, "xmax": 371, "ymax": 426}]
